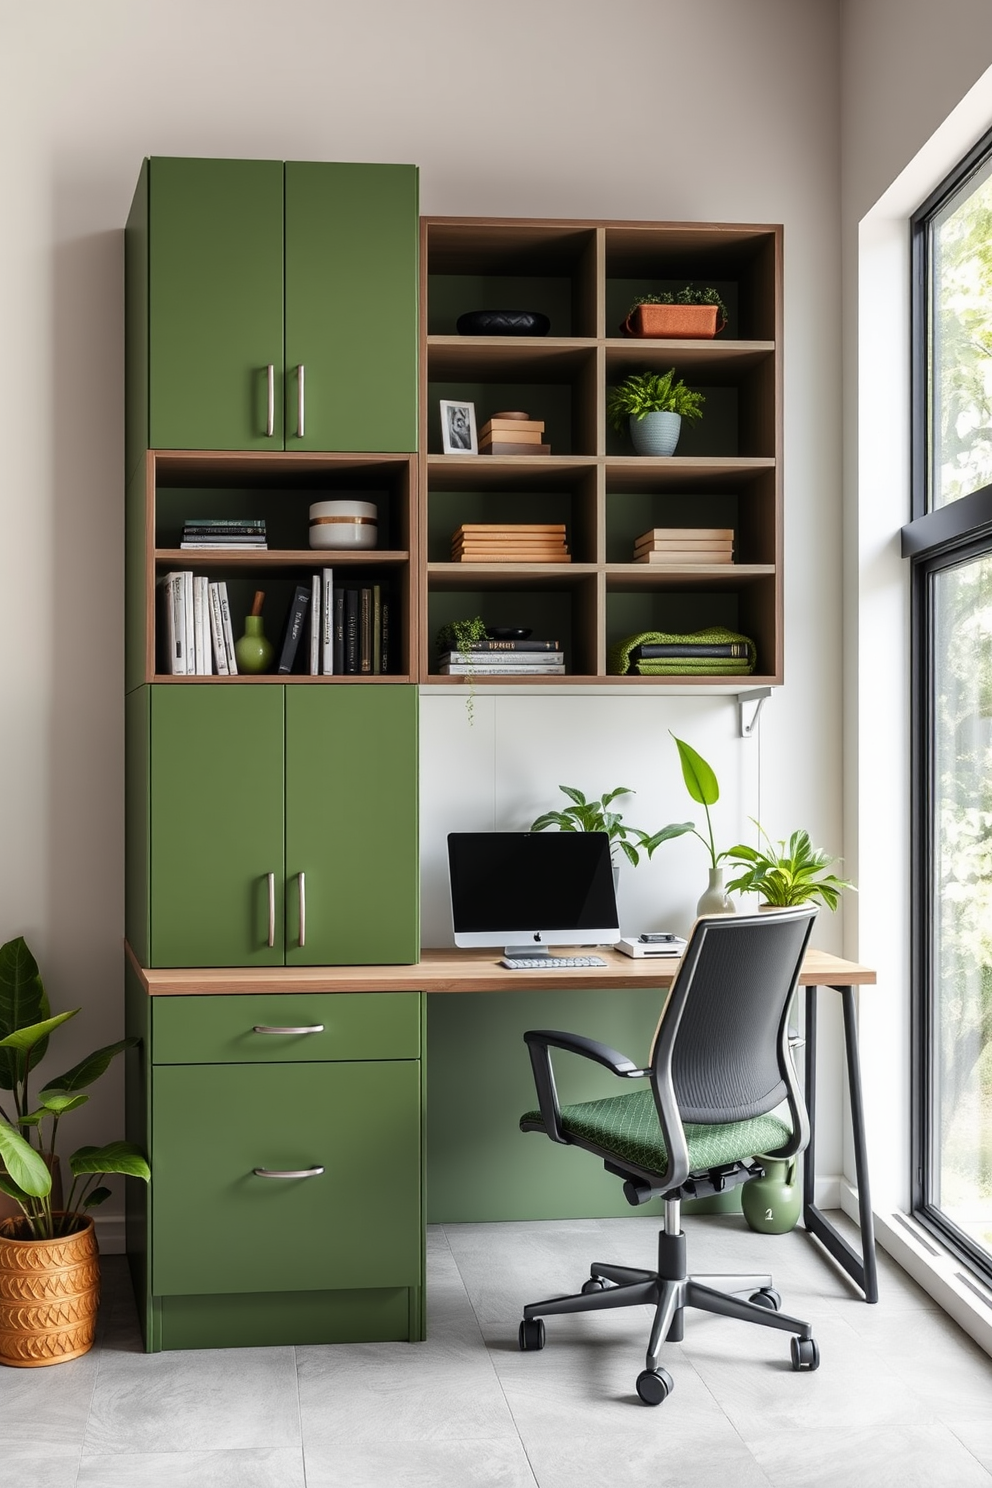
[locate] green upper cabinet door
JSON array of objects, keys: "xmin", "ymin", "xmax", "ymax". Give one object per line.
[
  {"xmin": 149, "ymin": 686, "xmax": 285, "ymax": 967},
  {"xmin": 284, "ymin": 162, "xmax": 418, "ymax": 453},
  {"xmin": 285, "ymin": 686, "xmax": 419, "ymax": 965},
  {"xmin": 148, "ymin": 158, "xmax": 285, "ymax": 451}
]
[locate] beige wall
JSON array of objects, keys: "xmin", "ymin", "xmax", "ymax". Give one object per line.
[{"xmin": 0, "ymin": 0, "xmax": 846, "ymax": 1237}]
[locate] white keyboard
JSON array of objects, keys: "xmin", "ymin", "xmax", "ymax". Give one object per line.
[{"xmin": 501, "ymin": 956, "xmax": 608, "ymax": 970}]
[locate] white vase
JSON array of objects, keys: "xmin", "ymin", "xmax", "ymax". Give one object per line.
[{"xmin": 696, "ymin": 866, "xmax": 736, "ymax": 916}]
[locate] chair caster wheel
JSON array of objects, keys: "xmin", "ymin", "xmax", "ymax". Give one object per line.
[
  {"xmin": 581, "ymin": 1277, "xmax": 609, "ymax": 1294},
  {"xmin": 749, "ymin": 1287, "xmax": 782, "ymax": 1311},
  {"xmin": 791, "ymin": 1335, "xmax": 819, "ymax": 1371},
  {"xmin": 636, "ymin": 1367, "xmax": 674, "ymax": 1405},
  {"xmin": 519, "ymin": 1318, "xmax": 546, "ymax": 1351}
]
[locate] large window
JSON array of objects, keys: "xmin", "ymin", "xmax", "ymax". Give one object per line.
[{"xmin": 909, "ymin": 130, "xmax": 992, "ymax": 1282}]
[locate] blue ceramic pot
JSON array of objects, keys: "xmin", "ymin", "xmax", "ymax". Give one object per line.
[{"xmin": 629, "ymin": 411, "xmax": 681, "ymax": 456}]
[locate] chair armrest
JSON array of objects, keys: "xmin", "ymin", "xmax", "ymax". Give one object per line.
[{"xmin": 522, "ymin": 1030, "xmax": 647, "ymax": 1145}]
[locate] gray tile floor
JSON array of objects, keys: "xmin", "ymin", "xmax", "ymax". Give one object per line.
[{"xmin": 5, "ymin": 1214, "xmax": 992, "ymax": 1487}]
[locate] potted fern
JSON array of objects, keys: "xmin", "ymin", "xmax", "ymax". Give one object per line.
[
  {"xmin": 0, "ymin": 936, "xmax": 150, "ymax": 1366},
  {"xmin": 606, "ymin": 369, "xmax": 705, "ymax": 456}
]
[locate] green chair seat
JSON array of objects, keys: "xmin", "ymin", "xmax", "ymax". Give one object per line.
[{"xmin": 521, "ymin": 1087, "xmax": 791, "ymax": 1175}]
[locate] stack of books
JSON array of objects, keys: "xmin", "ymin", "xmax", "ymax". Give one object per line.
[
  {"xmin": 451, "ymin": 524, "xmax": 570, "ymax": 563},
  {"xmin": 439, "ymin": 639, "xmax": 564, "ymax": 676},
  {"xmin": 479, "ymin": 415, "xmax": 550, "ymax": 456},
  {"xmin": 180, "ymin": 518, "xmax": 267, "ymax": 550},
  {"xmin": 633, "ymin": 527, "xmax": 734, "ymax": 565}
]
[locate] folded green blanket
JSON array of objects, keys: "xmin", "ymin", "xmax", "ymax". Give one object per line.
[{"xmin": 608, "ymin": 627, "xmax": 756, "ymax": 677}]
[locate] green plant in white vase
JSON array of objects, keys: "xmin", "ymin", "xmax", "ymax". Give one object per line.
[{"xmin": 642, "ymin": 735, "xmax": 734, "ymax": 914}]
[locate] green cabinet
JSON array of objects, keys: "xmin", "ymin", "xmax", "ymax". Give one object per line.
[
  {"xmin": 127, "ymin": 156, "xmax": 418, "ymax": 464},
  {"xmin": 136, "ymin": 684, "xmax": 419, "ymax": 968}
]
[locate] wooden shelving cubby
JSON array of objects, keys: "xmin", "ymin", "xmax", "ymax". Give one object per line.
[{"xmin": 419, "ymin": 217, "xmax": 782, "ymax": 686}]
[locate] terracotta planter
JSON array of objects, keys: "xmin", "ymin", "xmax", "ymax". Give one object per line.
[
  {"xmin": 0, "ymin": 1214, "xmax": 99, "ymax": 1367},
  {"xmin": 622, "ymin": 303, "xmax": 723, "ymax": 339}
]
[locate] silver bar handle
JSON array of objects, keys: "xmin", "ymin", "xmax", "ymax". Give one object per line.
[
  {"xmin": 267, "ymin": 871, "xmax": 275, "ymax": 948},
  {"xmin": 298, "ymin": 870, "xmax": 306, "ymax": 948},
  {"xmin": 253, "ymin": 1024, "xmax": 324, "ymax": 1035},
  {"xmin": 297, "ymin": 363, "xmax": 305, "ymax": 439},
  {"xmin": 266, "ymin": 364, "xmax": 275, "ymax": 437},
  {"xmin": 252, "ymin": 1166, "xmax": 324, "ymax": 1179}
]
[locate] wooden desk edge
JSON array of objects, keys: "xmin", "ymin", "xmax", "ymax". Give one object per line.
[{"xmin": 127, "ymin": 942, "xmax": 877, "ymax": 996}]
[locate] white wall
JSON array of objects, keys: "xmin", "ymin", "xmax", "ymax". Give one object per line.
[{"xmin": 0, "ymin": 0, "xmax": 846, "ymax": 1241}]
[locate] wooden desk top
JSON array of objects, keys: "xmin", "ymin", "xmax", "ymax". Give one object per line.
[{"xmin": 130, "ymin": 944, "xmax": 876, "ymax": 996}]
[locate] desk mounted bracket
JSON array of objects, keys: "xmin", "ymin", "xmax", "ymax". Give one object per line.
[{"xmin": 737, "ymin": 688, "xmax": 771, "ymax": 739}]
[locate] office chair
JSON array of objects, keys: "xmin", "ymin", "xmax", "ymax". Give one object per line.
[{"xmin": 518, "ymin": 907, "xmax": 819, "ymax": 1406}]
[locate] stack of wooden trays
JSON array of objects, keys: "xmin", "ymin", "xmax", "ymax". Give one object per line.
[
  {"xmin": 451, "ymin": 524, "xmax": 571, "ymax": 563},
  {"xmin": 479, "ymin": 412, "xmax": 550, "ymax": 456},
  {"xmin": 633, "ymin": 527, "xmax": 734, "ymax": 566}
]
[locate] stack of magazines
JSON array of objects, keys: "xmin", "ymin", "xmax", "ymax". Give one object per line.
[
  {"xmin": 180, "ymin": 518, "xmax": 267, "ymax": 550},
  {"xmin": 439, "ymin": 639, "xmax": 564, "ymax": 676}
]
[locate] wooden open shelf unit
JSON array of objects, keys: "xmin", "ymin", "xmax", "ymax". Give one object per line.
[
  {"xmin": 419, "ymin": 216, "xmax": 783, "ymax": 686},
  {"xmin": 126, "ymin": 449, "xmax": 418, "ymax": 689}
]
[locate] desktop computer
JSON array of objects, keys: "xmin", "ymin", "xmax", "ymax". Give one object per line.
[{"xmin": 447, "ymin": 831, "xmax": 621, "ymax": 969}]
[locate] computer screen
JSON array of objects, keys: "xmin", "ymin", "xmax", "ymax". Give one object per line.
[{"xmin": 447, "ymin": 832, "xmax": 620, "ymax": 953}]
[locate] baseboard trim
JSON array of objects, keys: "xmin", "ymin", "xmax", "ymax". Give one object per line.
[{"xmin": 94, "ymin": 1211, "xmax": 126, "ymax": 1254}]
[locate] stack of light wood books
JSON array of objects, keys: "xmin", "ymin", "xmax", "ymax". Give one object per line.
[
  {"xmin": 633, "ymin": 527, "xmax": 734, "ymax": 565},
  {"xmin": 479, "ymin": 414, "xmax": 550, "ymax": 456},
  {"xmin": 451, "ymin": 524, "xmax": 571, "ymax": 563}
]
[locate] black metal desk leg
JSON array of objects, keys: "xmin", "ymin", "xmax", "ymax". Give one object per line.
[{"xmin": 801, "ymin": 983, "xmax": 879, "ymax": 1302}]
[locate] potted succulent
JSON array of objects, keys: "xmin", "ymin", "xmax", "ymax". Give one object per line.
[
  {"xmin": 531, "ymin": 785, "xmax": 658, "ymax": 880},
  {"xmin": 621, "ymin": 285, "xmax": 729, "ymax": 339},
  {"xmin": 606, "ymin": 369, "xmax": 705, "ymax": 456},
  {"xmin": 0, "ymin": 936, "xmax": 150, "ymax": 1367},
  {"xmin": 723, "ymin": 825, "xmax": 854, "ymax": 910}
]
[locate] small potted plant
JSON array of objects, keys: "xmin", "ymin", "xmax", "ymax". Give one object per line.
[
  {"xmin": 621, "ymin": 286, "xmax": 729, "ymax": 339},
  {"xmin": 606, "ymin": 369, "xmax": 705, "ymax": 456},
  {"xmin": 641, "ymin": 735, "xmax": 734, "ymax": 914},
  {"xmin": 436, "ymin": 615, "xmax": 489, "ymax": 723},
  {"xmin": 530, "ymin": 785, "xmax": 660, "ymax": 872},
  {"xmin": 723, "ymin": 825, "xmax": 854, "ymax": 910},
  {"xmin": 0, "ymin": 936, "xmax": 150, "ymax": 1367}
]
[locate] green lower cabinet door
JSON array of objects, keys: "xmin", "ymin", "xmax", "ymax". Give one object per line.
[
  {"xmin": 284, "ymin": 161, "xmax": 418, "ymax": 452},
  {"xmin": 149, "ymin": 687, "xmax": 285, "ymax": 967},
  {"xmin": 148, "ymin": 157, "xmax": 285, "ymax": 450},
  {"xmin": 151, "ymin": 1060, "xmax": 422, "ymax": 1297},
  {"xmin": 285, "ymin": 686, "xmax": 418, "ymax": 965}
]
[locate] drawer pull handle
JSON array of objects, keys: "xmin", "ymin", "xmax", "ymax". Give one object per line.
[
  {"xmin": 298, "ymin": 870, "xmax": 306, "ymax": 948},
  {"xmin": 297, "ymin": 363, "xmax": 305, "ymax": 439},
  {"xmin": 252, "ymin": 1024, "xmax": 325, "ymax": 1035},
  {"xmin": 253, "ymin": 1165, "xmax": 324, "ymax": 1179},
  {"xmin": 267, "ymin": 872, "xmax": 275, "ymax": 948},
  {"xmin": 266, "ymin": 363, "xmax": 275, "ymax": 437}
]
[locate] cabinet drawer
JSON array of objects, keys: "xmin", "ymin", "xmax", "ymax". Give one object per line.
[
  {"xmin": 151, "ymin": 992, "xmax": 421, "ymax": 1064},
  {"xmin": 151, "ymin": 1060, "xmax": 422, "ymax": 1296}
]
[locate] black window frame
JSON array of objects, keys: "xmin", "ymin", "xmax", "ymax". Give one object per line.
[{"xmin": 907, "ymin": 123, "xmax": 992, "ymax": 1283}]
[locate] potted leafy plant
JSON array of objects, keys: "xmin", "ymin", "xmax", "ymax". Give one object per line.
[
  {"xmin": 0, "ymin": 936, "xmax": 150, "ymax": 1366},
  {"xmin": 621, "ymin": 285, "xmax": 729, "ymax": 339},
  {"xmin": 606, "ymin": 369, "xmax": 705, "ymax": 456},
  {"xmin": 436, "ymin": 615, "xmax": 488, "ymax": 723},
  {"xmin": 641, "ymin": 735, "xmax": 734, "ymax": 914},
  {"xmin": 723, "ymin": 825, "xmax": 854, "ymax": 910},
  {"xmin": 531, "ymin": 785, "xmax": 658, "ymax": 875}
]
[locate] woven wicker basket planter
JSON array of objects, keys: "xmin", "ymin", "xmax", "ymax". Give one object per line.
[{"xmin": 0, "ymin": 1215, "xmax": 99, "ymax": 1367}]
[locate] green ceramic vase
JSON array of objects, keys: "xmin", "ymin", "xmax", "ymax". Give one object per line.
[
  {"xmin": 234, "ymin": 614, "xmax": 273, "ymax": 674},
  {"xmin": 740, "ymin": 1156, "xmax": 802, "ymax": 1235}
]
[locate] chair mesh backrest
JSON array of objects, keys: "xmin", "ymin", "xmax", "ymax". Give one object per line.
[{"xmin": 651, "ymin": 911, "xmax": 814, "ymax": 1125}]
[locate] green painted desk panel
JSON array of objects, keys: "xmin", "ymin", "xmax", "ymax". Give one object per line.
[
  {"xmin": 151, "ymin": 1059, "xmax": 421, "ymax": 1296},
  {"xmin": 152, "ymin": 991, "xmax": 421, "ymax": 1064}
]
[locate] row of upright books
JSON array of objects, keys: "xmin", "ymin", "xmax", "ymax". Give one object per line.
[
  {"xmin": 158, "ymin": 570, "xmax": 394, "ymax": 676},
  {"xmin": 451, "ymin": 524, "xmax": 570, "ymax": 564},
  {"xmin": 438, "ymin": 639, "xmax": 564, "ymax": 676}
]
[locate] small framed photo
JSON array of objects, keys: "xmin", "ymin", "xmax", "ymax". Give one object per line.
[{"xmin": 440, "ymin": 399, "xmax": 478, "ymax": 455}]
